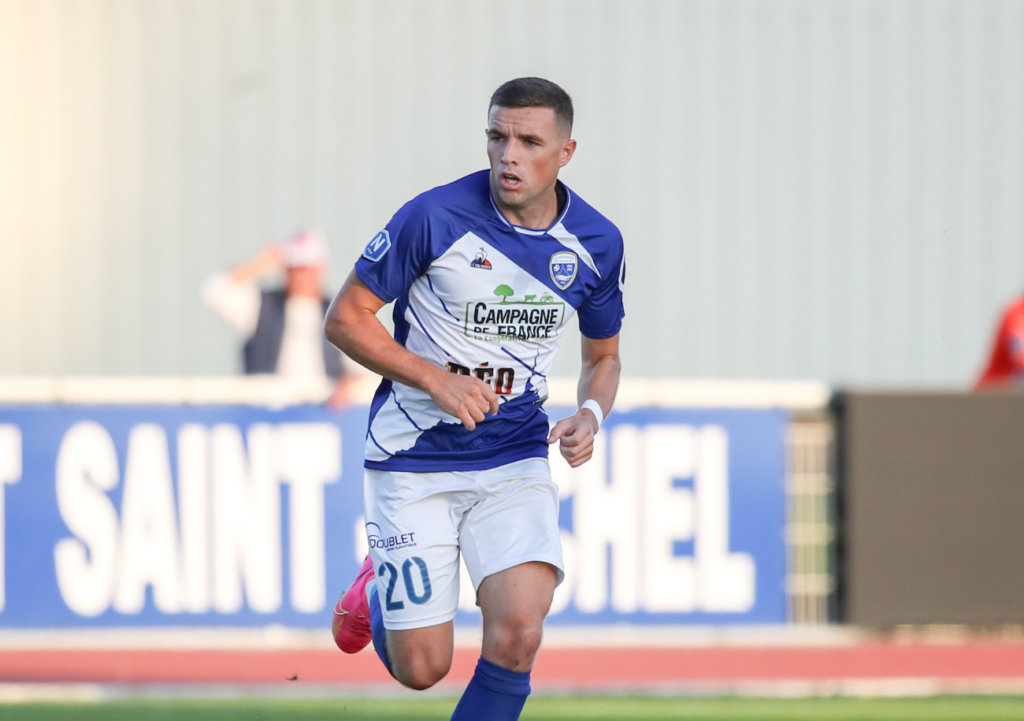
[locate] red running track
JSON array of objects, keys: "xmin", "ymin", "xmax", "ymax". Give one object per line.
[{"xmin": 1, "ymin": 644, "xmax": 1023, "ymax": 689}]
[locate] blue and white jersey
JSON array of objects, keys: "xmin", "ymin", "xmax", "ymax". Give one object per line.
[{"xmin": 355, "ymin": 170, "xmax": 625, "ymax": 472}]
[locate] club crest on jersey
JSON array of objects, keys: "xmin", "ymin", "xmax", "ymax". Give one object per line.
[
  {"xmin": 549, "ymin": 251, "xmax": 578, "ymax": 290},
  {"xmin": 362, "ymin": 230, "xmax": 391, "ymax": 262},
  {"xmin": 470, "ymin": 247, "xmax": 492, "ymax": 270}
]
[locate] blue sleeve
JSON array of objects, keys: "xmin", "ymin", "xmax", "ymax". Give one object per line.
[
  {"xmin": 354, "ymin": 198, "xmax": 436, "ymax": 304},
  {"xmin": 577, "ymin": 241, "xmax": 625, "ymax": 340}
]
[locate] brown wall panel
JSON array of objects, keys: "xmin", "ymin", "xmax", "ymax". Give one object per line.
[{"xmin": 839, "ymin": 393, "xmax": 1024, "ymax": 625}]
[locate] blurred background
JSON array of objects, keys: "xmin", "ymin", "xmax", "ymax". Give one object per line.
[
  {"xmin": 2, "ymin": 0, "xmax": 1022, "ymax": 385},
  {"xmin": 2, "ymin": 0, "xmax": 1024, "ymax": 715}
]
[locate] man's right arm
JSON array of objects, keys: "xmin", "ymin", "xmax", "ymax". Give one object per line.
[{"xmin": 325, "ymin": 270, "xmax": 499, "ymax": 429}]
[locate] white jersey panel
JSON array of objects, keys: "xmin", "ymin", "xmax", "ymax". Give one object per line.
[
  {"xmin": 549, "ymin": 222, "xmax": 599, "ymax": 278},
  {"xmin": 416, "ymin": 231, "xmax": 576, "ymax": 394}
]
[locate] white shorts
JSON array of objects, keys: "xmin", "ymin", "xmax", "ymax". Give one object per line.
[{"xmin": 363, "ymin": 457, "xmax": 563, "ymax": 631}]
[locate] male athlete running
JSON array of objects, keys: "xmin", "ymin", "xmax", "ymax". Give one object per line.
[{"xmin": 325, "ymin": 77, "xmax": 624, "ymax": 721}]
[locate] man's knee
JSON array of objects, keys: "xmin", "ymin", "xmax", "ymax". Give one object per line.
[
  {"xmin": 387, "ymin": 628, "xmax": 453, "ymax": 690},
  {"xmin": 478, "ymin": 563, "xmax": 556, "ymax": 671},
  {"xmin": 488, "ymin": 616, "xmax": 544, "ymax": 668},
  {"xmin": 393, "ymin": 654, "xmax": 451, "ymax": 690}
]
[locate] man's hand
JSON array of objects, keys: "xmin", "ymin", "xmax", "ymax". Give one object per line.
[
  {"xmin": 548, "ymin": 410, "xmax": 599, "ymax": 468},
  {"xmin": 326, "ymin": 273, "xmax": 501, "ymax": 426},
  {"xmin": 325, "ymin": 375, "xmax": 354, "ymax": 412},
  {"xmin": 426, "ymin": 372, "xmax": 500, "ymax": 431}
]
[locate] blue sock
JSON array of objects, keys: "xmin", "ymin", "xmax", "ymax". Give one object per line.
[
  {"xmin": 450, "ymin": 657, "xmax": 531, "ymax": 721},
  {"xmin": 367, "ymin": 583, "xmax": 394, "ymax": 677}
]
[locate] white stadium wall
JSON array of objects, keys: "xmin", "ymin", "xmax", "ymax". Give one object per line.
[{"xmin": 1, "ymin": 0, "xmax": 1023, "ymax": 387}]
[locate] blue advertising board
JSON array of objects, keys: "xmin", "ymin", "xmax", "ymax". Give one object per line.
[{"xmin": 0, "ymin": 403, "xmax": 786, "ymax": 628}]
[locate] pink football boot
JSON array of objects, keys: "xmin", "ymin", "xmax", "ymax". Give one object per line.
[{"xmin": 332, "ymin": 555, "xmax": 376, "ymax": 654}]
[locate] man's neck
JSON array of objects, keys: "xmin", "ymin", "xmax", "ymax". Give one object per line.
[{"xmin": 495, "ymin": 181, "xmax": 565, "ymax": 231}]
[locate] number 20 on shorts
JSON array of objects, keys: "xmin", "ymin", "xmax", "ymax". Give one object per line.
[{"xmin": 378, "ymin": 557, "xmax": 433, "ymax": 610}]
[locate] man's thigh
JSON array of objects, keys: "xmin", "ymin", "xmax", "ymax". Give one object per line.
[
  {"xmin": 364, "ymin": 468, "xmax": 469, "ymax": 631},
  {"xmin": 478, "ymin": 561, "xmax": 558, "ymax": 623},
  {"xmin": 459, "ymin": 458, "xmax": 564, "ymax": 594}
]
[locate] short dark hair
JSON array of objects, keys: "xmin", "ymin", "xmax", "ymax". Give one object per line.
[{"xmin": 489, "ymin": 77, "xmax": 574, "ymax": 134}]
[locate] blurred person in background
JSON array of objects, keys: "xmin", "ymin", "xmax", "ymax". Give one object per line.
[
  {"xmin": 976, "ymin": 292, "xmax": 1024, "ymax": 389},
  {"xmin": 201, "ymin": 230, "xmax": 353, "ymax": 408}
]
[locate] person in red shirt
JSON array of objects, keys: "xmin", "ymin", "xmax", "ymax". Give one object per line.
[{"xmin": 976, "ymin": 296, "xmax": 1024, "ymax": 389}]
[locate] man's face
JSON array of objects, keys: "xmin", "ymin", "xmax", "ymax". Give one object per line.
[
  {"xmin": 486, "ymin": 105, "xmax": 576, "ymax": 220},
  {"xmin": 286, "ymin": 264, "xmax": 325, "ymax": 297}
]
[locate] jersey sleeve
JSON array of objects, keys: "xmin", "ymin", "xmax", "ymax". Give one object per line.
[
  {"xmin": 577, "ymin": 240, "xmax": 626, "ymax": 340},
  {"xmin": 354, "ymin": 197, "xmax": 436, "ymax": 304}
]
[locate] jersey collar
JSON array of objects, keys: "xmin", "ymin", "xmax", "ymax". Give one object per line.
[{"xmin": 488, "ymin": 180, "xmax": 572, "ymax": 236}]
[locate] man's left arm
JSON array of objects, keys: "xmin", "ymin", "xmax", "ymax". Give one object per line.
[{"xmin": 548, "ymin": 333, "xmax": 620, "ymax": 468}]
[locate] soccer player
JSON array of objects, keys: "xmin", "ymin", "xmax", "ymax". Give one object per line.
[{"xmin": 324, "ymin": 77, "xmax": 625, "ymax": 720}]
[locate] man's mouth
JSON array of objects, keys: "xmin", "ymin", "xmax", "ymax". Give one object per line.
[{"xmin": 500, "ymin": 172, "xmax": 521, "ymax": 189}]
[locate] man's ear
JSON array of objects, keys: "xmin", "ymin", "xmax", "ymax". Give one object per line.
[{"xmin": 560, "ymin": 139, "xmax": 577, "ymax": 168}]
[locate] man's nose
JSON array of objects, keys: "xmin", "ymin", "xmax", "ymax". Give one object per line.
[{"xmin": 501, "ymin": 138, "xmax": 519, "ymax": 165}]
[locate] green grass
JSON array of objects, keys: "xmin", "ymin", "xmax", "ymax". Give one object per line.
[{"xmin": 4, "ymin": 697, "xmax": 1024, "ymax": 721}]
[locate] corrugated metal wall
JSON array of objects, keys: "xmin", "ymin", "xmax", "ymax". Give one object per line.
[{"xmin": 1, "ymin": 0, "xmax": 1022, "ymax": 386}]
